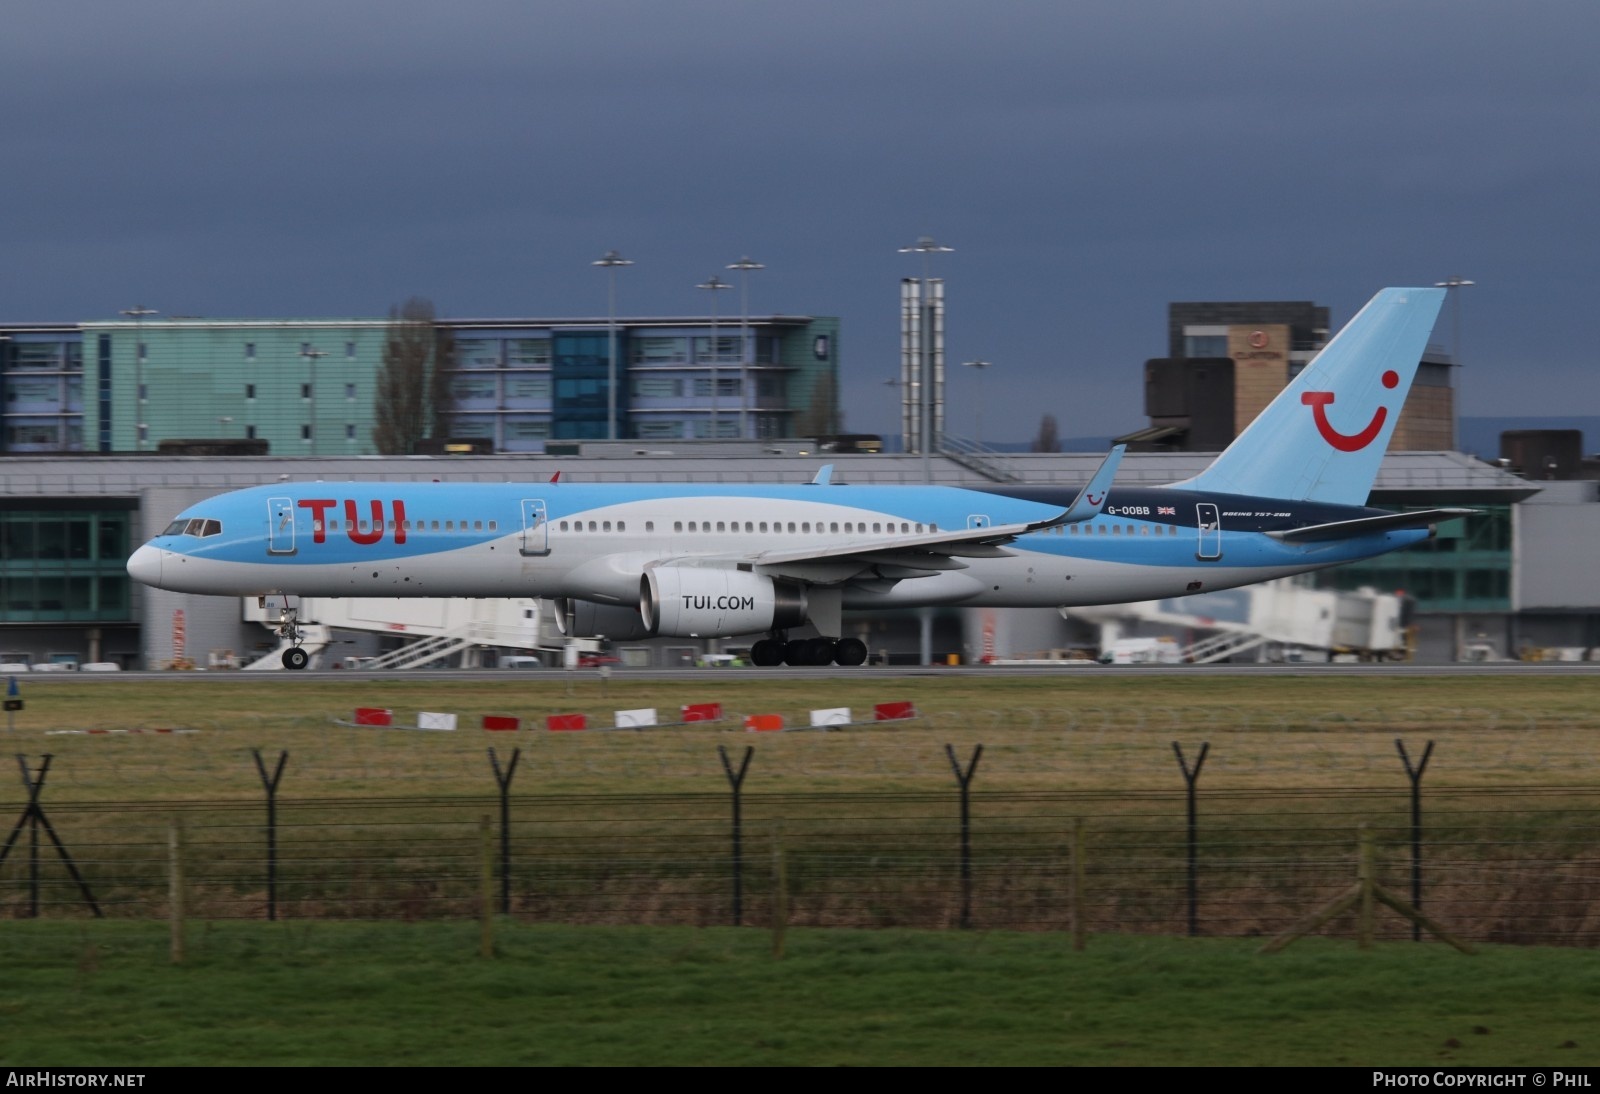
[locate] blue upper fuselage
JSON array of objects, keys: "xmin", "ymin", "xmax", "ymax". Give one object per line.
[{"xmin": 137, "ymin": 479, "xmax": 1428, "ymax": 574}]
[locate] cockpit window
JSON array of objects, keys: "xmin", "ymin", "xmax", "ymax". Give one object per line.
[{"xmin": 162, "ymin": 517, "xmax": 224, "ymax": 538}]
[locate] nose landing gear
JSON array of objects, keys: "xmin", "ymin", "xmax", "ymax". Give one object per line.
[{"xmin": 275, "ymin": 604, "xmax": 310, "ymax": 670}]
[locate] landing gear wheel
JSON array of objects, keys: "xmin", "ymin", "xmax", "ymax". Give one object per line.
[
  {"xmin": 783, "ymin": 639, "xmax": 810, "ymax": 666},
  {"xmin": 834, "ymin": 638, "xmax": 868, "ymax": 666},
  {"xmin": 750, "ymin": 639, "xmax": 784, "ymax": 666},
  {"xmin": 804, "ymin": 638, "xmax": 837, "ymax": 666},
  {"xmin": 282, "ymin": 646, "xmax": 310, "ymax": 671}
]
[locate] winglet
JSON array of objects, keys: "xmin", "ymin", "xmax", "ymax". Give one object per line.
[
  {"xmin": 811, "ymin": 464, "xmax": 835, "ymax": 485},
  {"xmin": 1049, "ymin": 444, "xmax": 1125, "ymax": 526},
  {"xmin": 550, "ymin": 471, "xmax": 561, "ymax": 484}
]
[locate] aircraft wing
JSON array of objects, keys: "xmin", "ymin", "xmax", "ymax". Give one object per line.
[
  {"xmin": 1266, "ymin": 507, "xmax": 1475, "ymax": 543},
  {"xmin": 744, "ymin": 445, "xmax": 1126, "ymax": 584}
]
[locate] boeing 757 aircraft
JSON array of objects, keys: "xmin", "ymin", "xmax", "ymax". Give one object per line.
[{"xmin": 128, "ymin": 287, "xmax": 1466, "ymax": 668}]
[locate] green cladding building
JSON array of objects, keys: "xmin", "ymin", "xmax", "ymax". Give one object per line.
[{"xmin": 0, "ymin": 312, "xmax": 842, "ymax": 455}]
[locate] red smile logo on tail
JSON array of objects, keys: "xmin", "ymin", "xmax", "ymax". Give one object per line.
[{"xmin": 1301, "ymin": 370, "xmax": 1399, "ymax": 452}]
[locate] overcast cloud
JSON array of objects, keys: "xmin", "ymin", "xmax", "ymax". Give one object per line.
[{"xmin": 2, "ymin": 0, "xmax": 1595, "ymax": 445}]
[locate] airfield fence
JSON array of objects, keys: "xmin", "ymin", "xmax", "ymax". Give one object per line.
[{"xmin": 5, "ymin": 777, "xmax": 1600, "ymax": 947}]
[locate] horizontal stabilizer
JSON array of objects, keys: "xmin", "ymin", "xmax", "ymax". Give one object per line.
[{"xmin": 1267, "ymin": 508, "xmax": 1474, "ymax": 543}]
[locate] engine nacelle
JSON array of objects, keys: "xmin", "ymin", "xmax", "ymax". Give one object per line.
[
  {"xmin": 641, "ymin": 566, "xmax": 808, "ymax": 638},
  {"xmin": 564, "ymin": 599, "xmax": 656, "ymax": 641}
]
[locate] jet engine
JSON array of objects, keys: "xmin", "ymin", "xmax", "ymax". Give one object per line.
[
  {"xmin": 641, "ymin": 566, "xmax": 808, "ymax": 638},
  {"xmin": 554, "ymin": 597, "xmax": 656, "ymax": 641}
]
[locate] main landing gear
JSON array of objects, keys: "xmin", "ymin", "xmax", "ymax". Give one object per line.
[
  {"xmin": 749, "ymin": 633, "xmax": 868, "ymax": 667},
  {"xmin": 276, "ymin": 605, "xmax": 310, "ymax": 671}
]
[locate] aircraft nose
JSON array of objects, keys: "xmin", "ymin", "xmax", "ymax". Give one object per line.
[{"xmin": 127, "ymin": 544, "xmax": 164, "ymax": 588}]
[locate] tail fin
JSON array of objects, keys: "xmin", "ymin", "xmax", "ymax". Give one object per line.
[{"xmin": 1172, "ymin": 286, "xmax": 1447, "ymax": 505}]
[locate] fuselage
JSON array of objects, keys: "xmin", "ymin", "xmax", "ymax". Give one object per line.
[{"xmin": 128, "ymin": 479, "xmax": 1428, "ymax": 613}]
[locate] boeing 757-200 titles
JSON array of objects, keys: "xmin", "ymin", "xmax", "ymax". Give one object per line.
[{"xmin": 128, "ymin": 287, "xmax": 1467, "ymax": 668}]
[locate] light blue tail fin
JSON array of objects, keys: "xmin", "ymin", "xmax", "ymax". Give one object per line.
[{"xmin": 1172, "ymin": 286, "xmax": 1447, "ymax": 505}]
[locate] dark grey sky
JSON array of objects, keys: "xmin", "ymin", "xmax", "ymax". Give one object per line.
[{"xmin": 4, "ymin": 0, "xmax": 1595, "ymax": 445}]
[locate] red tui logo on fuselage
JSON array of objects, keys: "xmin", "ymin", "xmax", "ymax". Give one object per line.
[{"xmin": 297, "ymin": 499, "xmax": 408, "ymax": 545}]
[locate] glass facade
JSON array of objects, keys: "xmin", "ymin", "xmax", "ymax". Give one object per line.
[
  {"xmin": 0, "ymin": 503, "xmax": 134, "ymax": 623},
  {"xmin": 1315, "ymin": 507, "xmax": 1513, "ymax": 613},
  {"xmin": 2, "ymin": 332, "xmax": 85, "ymax": 453}
]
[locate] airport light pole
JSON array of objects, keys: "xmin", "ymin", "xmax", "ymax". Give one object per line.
[
  {"xmin": 727, "ymin": 257, "xmax": 765, "ymax": 440},
  {"xmin": 593, "ymin": 250, "xmax": 633, "ymax": 441},
  {"xmin": 697, "ymin": 275, "xmax": 733, "ymax": 441},
  {"xmin": 899, "ymin": 236, "xmax": 953, "ymax": 483},
  {"xmin": 962, "ymin": 359, "xmax": 993, "ymax": 448},
  {"xmin": 1434, "ymin": 277, "xmax": 1475, "ymax": 451},
  {"xmin": 120, "ymin": 305, "xmax": 157, "ymax": 451},
  {"xmin": 299, "ymin": 345, "xmax": 327, "ymax": 454}
]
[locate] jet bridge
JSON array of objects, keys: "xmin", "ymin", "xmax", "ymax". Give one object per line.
[{"xmin": 1064, "ymin": 579, "xmax": 1409, "ymax": 664}]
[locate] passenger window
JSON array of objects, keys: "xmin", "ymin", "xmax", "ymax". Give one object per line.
[
  {"xmin": 674, "ymin": 522, "xmax": 682, "ymax": 533},
  {"xmin": 787, "ymin": 522, "xmax": 796, "ymax": 533},
  {"xmin": 759, "ymin": 522, "xmax": 768, "ymax": 533},
  {"xmin": 618, "ymin": 521, "xmax": 626, "ymax": 532},
  {"xmin": 602, "ymin": 521, "xmax": 611, "ymax": 532},
  {"xmin": 802, "ymin": 522, "xmax": 810, "ymax": 533}
]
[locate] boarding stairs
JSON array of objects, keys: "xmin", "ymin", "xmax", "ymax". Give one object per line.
[
  {"xmin": 1180, "ymin": 630, "xmax": 1270, "ymax": 665},
  {"xmin": 938, "ymin": 435, "xmax": 1024, "ymax": 483}
]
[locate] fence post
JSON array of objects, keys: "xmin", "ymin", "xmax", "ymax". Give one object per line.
[
  {"xmin": 1071, "ymin": 816, "xmax": 1086, "ymax": 951},
  {"xmin": 480, "ymin": 815, "xmax": 495, "ymax": 958},
  {"xmin": 252, "ymin": 749, "xmax": 288, "ymax": 921},
  {"xmin": 1358, "ymin": 823, "xmax": 1375, "ymax": 950},
  {"xmin": 945, "ymin": 743, "xmax": 983, "ymax": 930},
  {"xmin": 771, "ymin": 840, "xmax": 788, "ymax": 960},
  {"xmin": 168, "ymin": 816, "xmax": 185, "ymax": 965},
  {"xmin": 1394, "ymin": 738, "xmax": 1434, "ymax": 942},
  {"xmin": 487, "ymin": 748, "xmax": 521, "ymax": 915},
  {"xmin": 1172, "ymin": 741, "xmax": 1209, "ymax": 937},
  {"xmin": 718, "ymin": 745, "xmax": 754, "ymax": 926}
]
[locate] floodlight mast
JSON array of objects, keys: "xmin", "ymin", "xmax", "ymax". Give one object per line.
[
  {"xmin": 593, "ymin": 250, "xmax": 634, "ymax": 441},
  {"xmin": 727, "ymin": 257, "xmax": 765, "ymax": 439}
]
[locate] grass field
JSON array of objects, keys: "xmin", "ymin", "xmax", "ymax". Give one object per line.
[
  {"xmin": 2, "ymin": 674, "xmax": 1597, "ymax": 1066},
  {"xmin": 5, "ymin": 671, "xmax": 1600, "ymax": 800},
  {"xmin": 0, "ymin": 921, "xmax": 1595, "ymax": 1066}
]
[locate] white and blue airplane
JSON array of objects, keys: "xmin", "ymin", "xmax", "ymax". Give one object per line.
[{"xmin": 128, "ymin": 287, "xmax": 1468, "ymax": 668}]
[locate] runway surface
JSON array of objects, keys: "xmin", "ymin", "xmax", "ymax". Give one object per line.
[{"xmin": 42, "ymin": 660, "xmax": 1600, "ymax": 683}]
